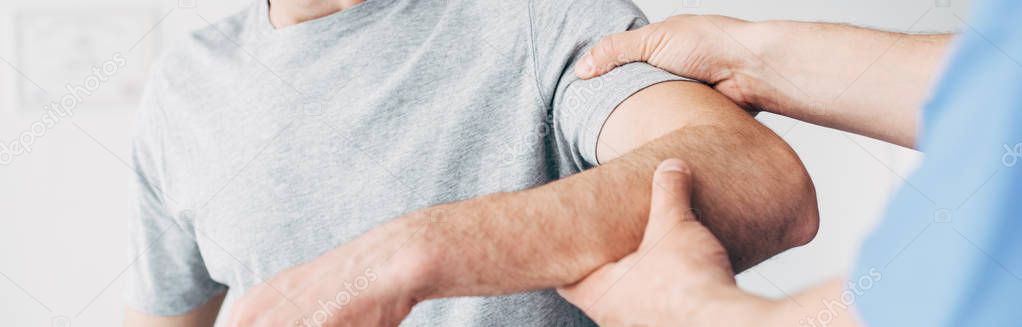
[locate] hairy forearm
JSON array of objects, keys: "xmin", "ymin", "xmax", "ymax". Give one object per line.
[
  {"xmin": 398, "ymin": 88, "xmax": 817, "ymax": 300},
  {"xmin": 737, "ymin": 21, "xmax": 951, "ymax": 148}
]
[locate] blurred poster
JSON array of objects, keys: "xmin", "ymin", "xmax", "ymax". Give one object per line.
[{"xmin": 15, "ymin": 6, "xmax": 161, "ymax": 113}]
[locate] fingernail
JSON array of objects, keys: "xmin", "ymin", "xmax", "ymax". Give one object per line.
[
  {"xmin": 576, "ymin": 55, "xmax": 594, "ymax": 77},
  {"xmin": 657, "ymin": 159, "xmax": 689, "ymax": 174}
]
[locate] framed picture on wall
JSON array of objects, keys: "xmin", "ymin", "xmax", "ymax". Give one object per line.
[{"xmin": 14, "ymin": 5, "xmax": 162, "ymax": 114}]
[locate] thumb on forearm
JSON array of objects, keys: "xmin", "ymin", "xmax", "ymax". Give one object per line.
[{"xmin": 641, "ymin": 159, "xmax": 697, "ymax": 249}]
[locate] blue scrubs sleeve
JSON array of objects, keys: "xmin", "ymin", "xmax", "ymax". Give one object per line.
[{"xmin": 850, "ymin": 0, "xmax": 1022, "ymax": 326}]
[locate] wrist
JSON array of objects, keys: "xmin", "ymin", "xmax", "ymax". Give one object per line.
[
  {"xmin": 729, "ymin": 20, "xmax": 791, "ymax": 113},
  {"xmin": 362, "ymin": 211, "xmax": 441, "ymax": 305}
]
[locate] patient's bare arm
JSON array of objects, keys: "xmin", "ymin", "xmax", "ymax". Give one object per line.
[
  {"xmin": 225, "ymin": 81, "xmax": 819, "ymax": 327},
  {"xmin": 410, "ymin": 81, "xmax": 818, "ymax": 299}
]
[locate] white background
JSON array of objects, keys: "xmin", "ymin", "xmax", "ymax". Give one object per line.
[{"xmin": 0, "ymin": 0, "xmax": 968, "ymax": 326}]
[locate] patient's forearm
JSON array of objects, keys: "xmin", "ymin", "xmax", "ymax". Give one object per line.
[
  {"xmin": 403, "ymin": 85, "xmax": 818, "ymax": 299},
  {"xmin": 741, "ymin": 21, "xmax": 951, "ymax": 148}
]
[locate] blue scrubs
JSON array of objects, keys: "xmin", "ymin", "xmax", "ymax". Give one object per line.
[{"xmin": 851, "ymin": 0, "xmax": 1022, "ymax": 325}]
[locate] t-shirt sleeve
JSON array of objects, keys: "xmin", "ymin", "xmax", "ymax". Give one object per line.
[
  {"xmin": 531, "ymin": 0, "xmax": 692, "ymax": 169},
  {"xmin": 123, "ymin": 74, "xmax": 226, "ymax": 316}
]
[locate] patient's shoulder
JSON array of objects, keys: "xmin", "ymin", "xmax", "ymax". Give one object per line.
[
  {"xmin": 148, "ymin": 4, "xmax": 257, "ymax": 90},
  {"xmin": 159, "ymin": 4, "xmax": 254, "ymax": 72},
  {"xmin": 526, "ymin": 0, "xmax": 648, "ymax": 28}
]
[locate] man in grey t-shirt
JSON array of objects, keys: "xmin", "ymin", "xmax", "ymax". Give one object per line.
[{"xmin": 124, "ymin": 0, "xmax": 819, "ymax": 326}]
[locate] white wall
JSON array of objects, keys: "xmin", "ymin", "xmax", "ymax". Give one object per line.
[{"xmin": 0, "ymin": 0, "xmax": 968, "ymax": 326}]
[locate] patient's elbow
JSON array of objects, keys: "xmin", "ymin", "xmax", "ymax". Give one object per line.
[
  {"xmin": 783, "ymin": 155, "xmax": 820, "ymax": 247},
  {"xmin": 790, "ymin": 184, "xmax": 819, "ymax": 247}
]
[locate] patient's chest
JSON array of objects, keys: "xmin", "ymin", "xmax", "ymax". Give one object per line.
[{"xmin": 159, "ymin": 41, "xmax": 559, "ymax": 291}]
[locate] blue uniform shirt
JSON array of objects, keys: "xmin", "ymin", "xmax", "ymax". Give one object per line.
[{"xmin": 851, "ymin": 0, "xmax": 1022, "ymax": 325}]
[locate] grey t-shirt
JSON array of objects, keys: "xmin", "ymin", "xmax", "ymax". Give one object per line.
[{"xmin": 125, "ymin": 0, "xmax": 686, "ymax": 325}]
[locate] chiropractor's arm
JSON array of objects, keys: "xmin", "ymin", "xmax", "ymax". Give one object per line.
[
  {"xmin": 577, "ymin": 15, "xmax": 952, "ymax": 148},
  {"xmin": 226, "ymin": 81, "xmax": 818, "ymax": 326}
]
